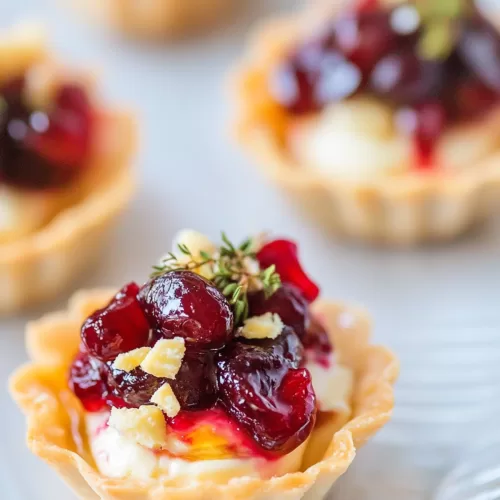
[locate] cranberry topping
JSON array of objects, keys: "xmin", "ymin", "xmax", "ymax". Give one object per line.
[
  {"xmin": 249, "ymin": 283, "xmax": 310, "ymax": 339},
  {"xmin": 81, "ymin": 283, "xmax": 150, "ymax": 362},
  {"xmin": 69, "ymin": 351, "xmax": 110, "ymax": 412},
  {"xmin": 138, "ymin": 271, "xmax": 234, "ymax": 350},
  {"xmin": 170, "ymin": 350, "xmax": 218, "ymax": 410},
  {"xmin": 0, "ymin": 79, "xmax": 92, "ymax": 190},
  {"xmin": 257, "ymin": 239, "xmax": 319, "ymax": 303},
  {"xmin": 70, "ymin": 237, "xmax": 325, "ymax": 457},
  {"xmin": 107, "ymin": 367, "xmax": 164, "ymax": 408},
  {"xmin": 271, "ymin": 4, "xmax": 500, "ymax": 168},
  {"xmin": 217, "ymin": 334, "xmax": 315, "ymax": 454},
  {"xmin": 370, "ymin": 50, "xmax": 445, "ymax": 105}
]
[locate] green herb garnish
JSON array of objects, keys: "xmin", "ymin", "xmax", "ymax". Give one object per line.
[{"xmin": 151, "ymin": 232, "xmax": 281, "ymax": 324}]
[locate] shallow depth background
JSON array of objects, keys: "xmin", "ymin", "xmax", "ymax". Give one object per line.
[{"xmin": 1, "ymin": 1, "xmax": 500, "ymax": 499}]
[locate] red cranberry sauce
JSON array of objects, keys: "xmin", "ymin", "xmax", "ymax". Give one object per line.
[
  {"xmin": 70, "ymin": 239, "xmax": 332, "ymax": 456},
  {"xmin": 0, "ymin": 77, "xmax": 93, "ymax": 190},
  {"xmin": 271, "ymin": 2, "xmax": 500, "ymax": 168}
]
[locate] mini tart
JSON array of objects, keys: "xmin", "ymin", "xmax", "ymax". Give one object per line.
[
  {"xmin": 10, "ymin": 288, "xmax": 397, "ymax": 500},
  {"xmin": 0, "ymin": 27, "xmax": 136, "ymax": 313},
  {"xmin": 74, "ymin": 0, "xmax": 233, "ymax": 39},
  {"xmin": 233, "ymin": 6, "xmax": 500, "ymax": 246}
]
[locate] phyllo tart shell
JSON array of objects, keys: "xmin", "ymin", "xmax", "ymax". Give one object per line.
[
  {"xmin": 0, "ymin": 27, "xmax": 136, "ymax": 314},
  {"xmin": 233, "ymin": 9, "xmax": 500, "ymax": 246},
  {"xmin": 10, "ymin": 288, "xmax": 398, "ymax": 500}
]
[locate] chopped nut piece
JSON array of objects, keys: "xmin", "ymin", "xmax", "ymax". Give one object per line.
[
  {"xmin": 113, "ymin": 347, "xmax": 151, "ymax": 372},
  {"xmin": 151, "ymin": 383, "xmax": 181, "ymax": 418},
  {"xmin": 108, "ymin": 406, "xmax": 167, "ymax": 449},
  {"xmin": 239, "ymin": 312, "xmax": 284, "ymax": 340},
  {"xmin": 141, "ymin": 337, "xmax": 186, "ymax": 379}
]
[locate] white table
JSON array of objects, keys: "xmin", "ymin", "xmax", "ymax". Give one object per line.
[{"xmin": 1, "ymin": 1, "xmax": 500, "ymax": 498}]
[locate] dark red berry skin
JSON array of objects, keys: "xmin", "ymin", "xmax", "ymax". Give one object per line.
[
  {"xmin": 107, "ymin": 350, "xmax": 218, "ymax": 410},
  {"xmin": 370, "ymin": 50, "xmax": 445, "ymax": 105},
  {"xmin": 257, "ymin": 239, "xmax": 319, "ymax": 303},
  {"xmin": 0, "ymin": 79, "xmax": 92, "ymax": 190},
  {"xmin": 217, "ymin": 333, "xmax": 315, "ymax": 455},
  {"xmin": 81, "ymin": 283, "xmax": 151, "ymax": 362},
  {"xmin": 138, "ymin": 271, "xmax": 234, "ymax": 350},
  {"xmin": 249, "ymin": 283, "xmax": 310, "ymax": 340},
  {"xmin": 107, "ymin": 366, "xmax": 164, "ymax": 408},
  {"xmin": 69, "ymin": 351, "xmax": 109, "ymax": 412}
]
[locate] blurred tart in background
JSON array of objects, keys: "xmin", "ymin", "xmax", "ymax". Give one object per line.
[
  {"xmin": 234, "ymin": 0, "xmax": 500, "ymax": 245},
  {"xmin": 10, "ymin": 229, "xmax": 397, "ymax": 500},
  {"xmin": 74, "ymin": 0, "xmax": 233, "ymax": 40},
  {"xmin": 0, "ymin": 25, "xmax": 136, "ymax": 313}
]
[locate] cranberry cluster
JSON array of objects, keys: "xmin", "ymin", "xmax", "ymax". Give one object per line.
[
  {"xmin": 0, "ymin": 77, "xmax": 92, "ymax": 190},
  {"xmin": 70, "ymin": 239, "xmax": 331, "ymax": 455},
  {"xmin": 271, "ymin": 3, "xmax": 500, "ymax": 165}
]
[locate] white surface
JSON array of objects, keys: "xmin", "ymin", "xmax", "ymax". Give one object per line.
[{"xmin": 1, "ymin": 1, "xmax": 500, "ymax": 499}]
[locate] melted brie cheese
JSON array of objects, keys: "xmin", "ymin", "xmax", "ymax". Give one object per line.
[{"xmin": 86, "ymin": 412, "xmax": 306, "ymax": 482}]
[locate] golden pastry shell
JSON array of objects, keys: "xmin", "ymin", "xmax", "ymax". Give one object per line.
[
  {"xmin": 10, "ymin": 288, "xmax": 398, "ymax": 500},
  {"xmin": 233, "ymin": 10, "xmax": 500, "ymax": 246},
  {"xmin": 0, "ymin": 27, "xmax": 136, "ymax": 314}
]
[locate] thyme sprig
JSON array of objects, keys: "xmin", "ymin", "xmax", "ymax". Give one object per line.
[
  {"xmin": 151, "ymin": 232, "xmax": 281, "ymax": 324},
  {"xmin": 416, "ymin": 0, "xmax": 471, "ymax": 60}
]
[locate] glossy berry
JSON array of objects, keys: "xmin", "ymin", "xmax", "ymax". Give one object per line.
[
  {"xmin": 257, "ymin": 239, "xmax": 319, "ymax": 303},
  {"xmin": 108, "ymin": 349, "xmax": 218, "ymax": 410},
  {"xmin": 107, "ymin": 366, "xmax": 164, "ymax": 408},
  {"xmin": 138, "ymin": 271, "xmax": 234, "ymax": 350},
  {"xmin": 81, "ymin": 283, "xmax": 151, "ymax": 362},
  {"xmin": 170, "ymin": 350, "xmax": 218, "ymax": 410},
  {"xmin": 370, "ymin": 49, "xmax": 445, "ymax": 105},
  {"xmin": 0, "ymin": 80, "xmax": 92, "ymax": 190},
  {"xmin": 248, "ymin": 283, "xmax": 310, "ymax": 339},
  {"xmin": 217, "ymin": 339, "xmax": 316, "ymax": 454},
  {"xmin": 254, "ymin": 326, "xmax": 304, "ymax": 368},
  {"xmin": 333, "ymin": 11, "xmax": 399, "ymax": 74},
  {"xmin": 69, "ymin": 351, "xmax": 109, "ymax": 412}
]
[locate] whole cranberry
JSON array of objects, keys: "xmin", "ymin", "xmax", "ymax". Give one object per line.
[
  {"xmin": 107, "ymin": 366, "xmax": 164, "ymax": 408},
  {"xmin": 81, "ymin": 283, "xmax": 151, "ymax": 362},
  {"xmin": 170, "ymin": 350, "xmax": 218, "ymax": 410},
  {"xmin": 0, "ymin": 80, "xmax": 92, "ymax": 189},
  {"xmin": 333, "ymin": 11, "xmax": 400, "ymax": 74},
  {"xmin": 370, "ymin": 49, "xmax": 445, "ymax": 105},
  {"xmin": 138, "ymin": 271, "xmax": 234, "ymax": 350},
  {"xmin": 257, "ymin": 239, "xmax": 319, "ymax": 303},
  {"xmin": 69, "ymin": 351, "xmax": 109, "ymax": 412},
  {"xmin": 108, "ymin": 349, "xmax": 218, "ymax": 410},
  {"xmin": 248, "ymin": 283, "xmax": 310, "ymax": 339},
  {"xmin": 217, "ymin": 340, "xmax": 316, "ymax": 454},
  {"xmin": 241, "ymin": 326, "xmax": 304, "ymax": 369}
]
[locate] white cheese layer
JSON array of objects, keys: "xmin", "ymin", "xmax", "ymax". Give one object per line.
[
  {"xmin": 290, "ymin": 98, "xmax": 500, "ymax": 176},
  {"xmin": 86, "ymin": 412, "xmax": 306, "ymax": 482},
  {"xmin": 306, "ymin": 355, "xmax": 354, "ymax": 414}
]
